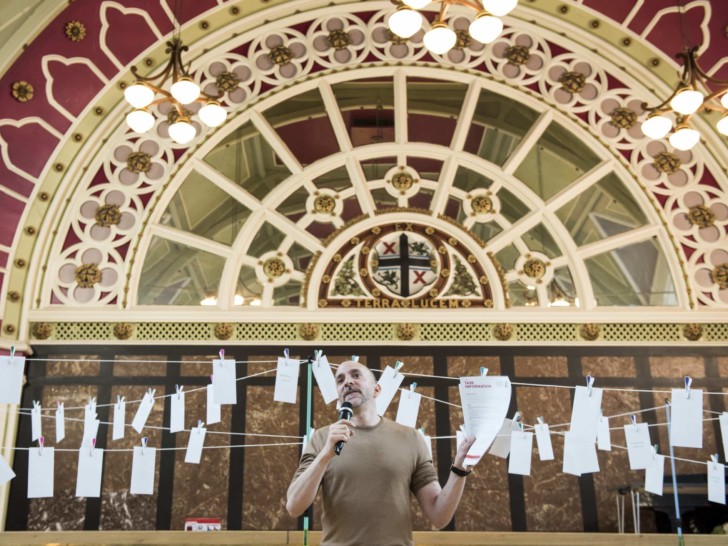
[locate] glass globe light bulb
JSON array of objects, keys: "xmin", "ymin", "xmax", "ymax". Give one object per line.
[
  {"xmin": 670, "ymin": 87, "xmax": 703, "ymax": 116},
  {"xmin": 402, "ymin": 0, "xmax": 430, "ymax": 8},
  {"xmin": 126, "ymin": 108, "xmax": 155, "ymax": 133},
  {"xmin": 482, "ymin": 0, "xmax": 518, "ymax": 17},
  {"xmin": 170, "ymin": 77, "xmax": 201, "ymax": 105},
  {"xmin": 469, "ymin": 12, "xmax": 504, "ymax": 44},
  {"xmin": 388, "ymin": 6, "xmax": 422, "ymax": 39},
  {"xmin": 423, "ymin": 22, "xmax": 456, "ymax": 55},
  {"xmin": 199, "ymin": 101, "xmax": 227, "ymax": 127},
  {"xmin": 641, "ymin": 113, "xmax": 672, "ymax": 140},
  {"xmin": 669, "ymin": 124, "xmax": 700, "ymax": 151},
  {"xmin": 168, "ymin": 117, "xmax": 196, "ymax": 144},
  {"xmin": 124, "ymin": 83, "xmax": 154, "ymax": 109},
  {"xmin": 234, "ymin": 294, "xmax": 245, "ymax": 306},
  {"xmin": 716, "ymin": 114, "xmax": 728, "ymax": 136}
]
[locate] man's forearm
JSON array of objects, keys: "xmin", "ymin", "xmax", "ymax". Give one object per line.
[
  {"xmin": 429, "ymin": 472, "xmax": 468, "ymax": 528},
  {"xmin": 285, "ymin": 451, "xmax": 333, "ymax": 517}
]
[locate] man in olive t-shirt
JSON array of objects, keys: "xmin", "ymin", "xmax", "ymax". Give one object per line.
[{"xmin": 286, "ymin": 360, "xmax": 477, "ymax": 546}]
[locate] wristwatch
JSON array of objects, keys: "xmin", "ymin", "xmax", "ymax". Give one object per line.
[{"xmin": 450, "ymin": 464, "xmax": 472, "ymax": 477}]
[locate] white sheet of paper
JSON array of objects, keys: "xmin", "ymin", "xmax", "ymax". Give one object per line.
[
  {"xmin": 131, "ymin": 391, "xmax": 155, "ymax": 433},
  {"xmin": 459, "ymin": 376, "xmax": 512, "ymax": 466},
  {"xmin": 185, "ymin": 426, "xmax": 207, "ymax": 464},
  {"xmin": 75, "ymin": 448, "xmax": 104, "ymax": 497},
  {"xmin": 708, "ymin": 462, "xmax": 726, "ymax": 504},
  {"xmin": 645, "ymin": 454, "xmax": 665, "ymax": 496},
  {"xmin": 27, "ymin": 447, "xmax": 54, "ymax": 498},
  {"xmin": 0, "ymin": 454, "xmax": 15, "ymax": 486},
  {"xmin": 534, "ymin": 423, "xmax": 554, "ymax": 461},
  {"xmin": 130, "ymin": 446, "xmax": 156, "ymax": 495},
  {"xmin": 395, "ymin": 389, "xmax": 421, "ymax": 428},
  {"xmin": 274, "ymin": 357, "xmax": 299, "ymax": 404},
  {"xmin": 597, "ymin": 416, "xmax": 611, "ymax": 451},
  {"xmin": 624, "ymin": 423, "xmax": 653, "ymax": 470},
  {"xmin": 206, "ymin": 384, "xmax": 221, "ymax": 425},
  {"xmin": 720, "ymin": 413, "xmax": 728, "ymax": 461},
  {"xmin": 421, "ymin": 433, "xmax": 433, "ymax": 460},
  {"xmin": 0, "ymin": 355, "xmax": 25, "ymax": 404},
  {"xmin": 670, "ymin": 388, "xmax": 703, "ymax": 448},
  {"xmin": 562, "ymin": 432, "xmax": 582, "ymax": 476},
  {"xmin": 488, "ymin": 419, "xmax": 514, "ymax": 459},
  {"xmin": 562, "ymin": 432, "xmax": 598, "ymax": 475},
  {"xmin": 376, "ymin": 366, "xmax": 405, "ymax": 416},
  {"xmin": 212, "ymin": 359, "xmax": 237, "ymax": 405},
  {"xmin": 569, "ymin": 386, "xmax": 602, "ymax": 442},
  {"xmin": 508, "ymin": 431, "xmax": 534, "ymax": 476},
  {"xmin": 31, "ymin": 403, "xmax": 42, "ymax": 442},
  {"xmin": 113, "ymin": 399, "xmax": 126, "ymax": 440},
  {"xmin": 82, "ymin": 419, "xmax": 100, "ymax": 448},
  {"xmin": 170, "ymin": 391, "xmax": 185, "ymax": 433},
  {"xmin": 55, "ymin": 404, "xmax": 65, "ymax": 443},
  {"xmin": 312, "ymin": 355, "xmax": 338, "ymax": 404}
]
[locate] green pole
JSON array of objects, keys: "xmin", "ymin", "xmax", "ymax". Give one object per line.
[{"xmin": 303, "ymin": 357, "xmax": 313, "ymax": 546}]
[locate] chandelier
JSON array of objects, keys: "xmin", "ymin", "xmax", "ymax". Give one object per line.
[
  {"xmin": 388, "ymin": 0, "xmax": 517, "ymax": 55},
  {"xmin": 641, "ymin": 46, "xmax": 728, "ymax": 151},
  {"xmin": 123, "ymin": 38, "xmax": 227, "ymax": 144}
]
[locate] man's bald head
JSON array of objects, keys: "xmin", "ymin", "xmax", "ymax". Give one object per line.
[{"xmin": 336, "ymin": 360, "xmax": 377, "ymax": 384}]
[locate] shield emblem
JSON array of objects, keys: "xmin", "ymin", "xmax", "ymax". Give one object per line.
[{"xmin": 370, "ymin": 232, "xmax": 438, "ymax": 298}]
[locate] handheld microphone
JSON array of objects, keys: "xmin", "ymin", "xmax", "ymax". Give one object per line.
[{"xmin": 335, "ymin": 401, "xmax": 353, "ymax": 456}]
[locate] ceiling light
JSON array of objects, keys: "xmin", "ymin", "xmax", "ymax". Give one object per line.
[
  {"xmin": 250, "ymin": 298, "xmax": 262, "ymax": 306},
  {"xmin": 234, "ymin": 294, "xmax": 244, "ymax": 306},
  {"xmin": 641, "ymin": 46, "xmax": 728, "ymax": 150},
  {"xmin": 200, "ymin": 295, "xmax": 217, "ymax": 306},
  {"xmin": 122, "ymin": 38, "xmax": 227, "ymax": 143},
  {"xmin": 387, "ymin": 0, "xmax": 515, "ymax": 55}
]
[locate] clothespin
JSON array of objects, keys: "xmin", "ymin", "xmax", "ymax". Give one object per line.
[
  {"xmin": 351, "ymin": 355, "xmax": 359, "ymax": 362},
  {"xmin": 586, "ymin": 375, "xmax": 595, "ymax": 397},
  {"xmin": 90, "ymin": 438, "xmax": 96, "ymax": 457},
  {"xmin": 652, "ymin": 444, "xmax": 658, "ymax": 461},
  {"xmin": 219, "ymin": 348, "xmax": 225, "ymax": 361},
  {"xmin": 711, "ymin": 453, "xmax": 719, "ymax": 470},
  {"xmin": 9, "ymin": 345, "xmax": 15, "ymax": 361},
  {"xmin": 176, "ymin": 385, "xmax": 183, "ymax": 399},
  {"xmin": 141, "ymin": 437, "xmax": 148, "ymax": 455},
  {"xmin": 409, "ymin": 383, "xmax": 417, "ymax": 398},
  {"xmin": 394, "ymin": 361, "xmax": 404, "ymax": 376},
  {"xmin": 684, "ymin": 376, "xmax": 692, "ymax": 399},
  {"xmin": 480, "ymin": 367, "xmax": 488, "ymax": 377},
  {"xmin": 197, "ymin": 420, "xmax": 204, "ymax": 431},
  {"xmin": 419, "ymin": 426, "xmax": 426, "ymax": 437},
  {"xmin": 314, "ymin": 349, "xmax": 322, "ymax": 364},
  {"xmin": 513, "ymin": 411, "xmax": 522, "ymax": 423},
  {"xmin": 537, "ymin": 416, "xmax": 544, "ymax": 426},
  {"xmin": 116, "ymin": 395, "xmax": 124, "ymax": 406},
  {"xmin": 210, "ymin": 374, "xmax": 214, "ymax": 383},
  {"xmin": 147, "ymin": 388, "xmax": 156, "ymax": 400},
  {"xmin": 38, "ymin": 436, "xmax": 44, "ymax": 455},
  {"xmin": 33, "ymin": 400, "xmax": 41, "ymax": 412},
  {"xmin": 283, "ymin": 348, "xmax": 290, "ymax": 363},
  {"xmin": 630, "ymin": 415, "xmax": 638, "ymax": 430}
]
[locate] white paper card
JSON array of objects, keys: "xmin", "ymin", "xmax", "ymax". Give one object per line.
[
  {"xmin": 670, "ymin": 388, "xmax": 703, "ymax": 448},
  {"xmin": 130, "ymin": 446, "xmax": 156, "ymax": 495},
  {"xmin": 31, "ymin": 402, "xmax": 42, "ymax": 442},
  {"xmin": 0, "ymin": 355, "xmax": 25, "ymax": 404},
  {"xmin": 720, "ymin": 413, "xmax": 728, "ymax": 461},
  {"xmin": 27, "ymin": 447, "xmax": 54, "ymax": 498},
  {"xmin": 274, "ymin": 357, "xmax": 299, "ymax": 404},
  {"xmin": 395, "ymin": 389, "xmax": 421, "ymax": 428},
  {"xmin": 562, "ymin": 432, "xmax": 599, "ymax": 476},
  {"xmin": 206, "ymin": 384, "xmax": 221, "ymax": 425},
  {"xmin": 170, "ymin": 391, "xmax": 185, "ymax": 433},
  {"xmin": 0, "ymin": 454, "xmax": 15, "ymax": 486},
  {"xmin": 459, "ymin": 376, "xmax": 512, "ymax": 466},
  {"xmin": 212, "ymin": 359, "xmax": 237, "ymax": 405},
  {"xmin": 76, "ymin": 448, "xmax": 104, "ymax": 497},
  {"xmin": 55, "ymin": 404, "xmax": 65, "ymax": 444},
  {"xmin": 508, "ymin": 431, "xmax": 534, "ymax": 476},
  {"xmin": 708, "ymin": 462, "xmax": 726, "ymax": 504},
  {"xmin": 569, "ymin": 386, "xmax": 602, "ymax": 442},
  {"xmin": 420, "ymin": 431, "xmax": 433, "ymax": 460},
  {"xmin": 131, "ymin": 390, "xmax": 155, "ymax": 433},
  {"xmin": 375, "ymin": 366, "xmax": 405, "ymax": 416},
  {"xmin": 534, "ymin": 423, "xmax": 554, "ymax": 461},
  {"xmin": 312, "ymin": 355, "xmax": 338, "ymax": 404},
  {"xmin": 113, "ymin": 399, "xmax": 126, "ymax": 440},
  {"xmin": 82, "ymin": 419, "xmax": 100, "ymax": 448},
  {"xmin": 645, "ymin": 454, "xmax": 665, "ymax": 496},
  {"xmin": 624, "ymin": 422, "xmax": 653, "ymax": 470},
  {"xmin": 597, "ymin": 416, "xmax": 611, "ymax": 451},
  {"xmin": 185, "ymin": 426, "xmax": 207, "ymax": 464},
  {"xmin": 488, "ymin": 419, "xmax": 514, "ymax": 459}
]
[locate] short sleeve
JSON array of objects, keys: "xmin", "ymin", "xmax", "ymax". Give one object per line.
[
  {"xmin": 291, "ymin": 426, "xmax": 327, "ymax": 484},
  {"xmin": 410, "ymin": 430, "xmax": 437, "ymax": 493}
]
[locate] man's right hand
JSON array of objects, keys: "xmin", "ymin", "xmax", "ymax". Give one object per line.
[{"xmin": 323, "ymin": 419, "xmax": 356, "ymax": 458}]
